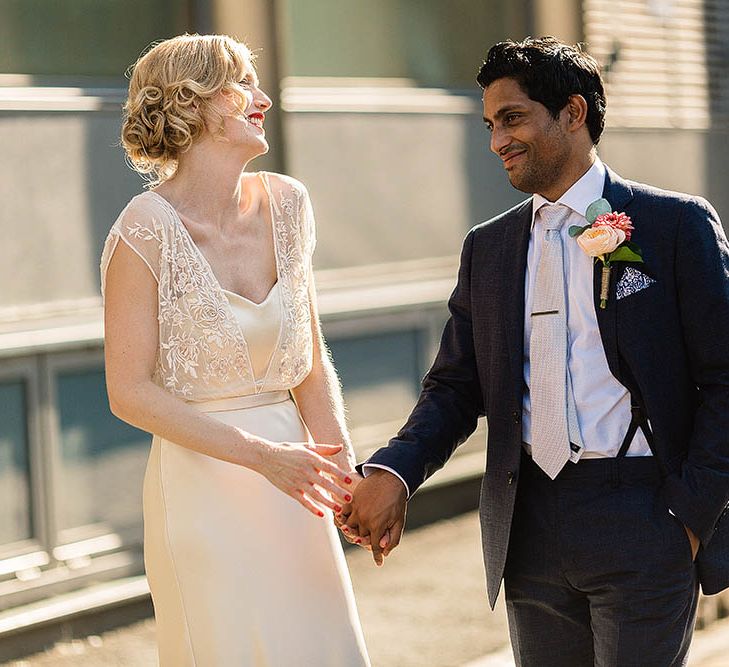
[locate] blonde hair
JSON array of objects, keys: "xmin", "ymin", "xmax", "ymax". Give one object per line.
[{"xmin": 121, "ymin": 34, "xmax": 255, "ymax": 185}]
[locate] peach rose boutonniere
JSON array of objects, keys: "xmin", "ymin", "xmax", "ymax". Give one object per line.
[{"xmin": 569, "ymin": 198, "xmax": 644, "ymax": 309}]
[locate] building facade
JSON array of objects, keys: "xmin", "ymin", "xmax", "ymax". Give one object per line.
[{"xmin": 0, "ymin": 0, "xmax": 727, "ymax": 642}]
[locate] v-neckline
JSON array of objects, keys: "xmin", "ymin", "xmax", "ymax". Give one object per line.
[
  {"xmin": 146, "ymin": 173, "xmax": 284, "ymax": 391},
  {"xmin": 146, "ymin": 172, "xmax": 280, "ymax": 305},
  {"xmin": 223, "ymin": 281, "xmax": 279, "ymax": 308}
]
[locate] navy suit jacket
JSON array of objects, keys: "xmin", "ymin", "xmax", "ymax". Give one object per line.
[{"xmin": 365, "ymin": 167, "xmax": 729, "ymax": 607}]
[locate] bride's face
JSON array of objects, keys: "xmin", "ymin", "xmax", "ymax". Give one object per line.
[{"xmin": 208, "ymin": 61, "xmax": 273, "ymax": 156}]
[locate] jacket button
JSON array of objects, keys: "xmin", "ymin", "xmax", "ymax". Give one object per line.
[
  {"xmin": 512, "ymin": 411, "xmax": 521, "ymax": 424},
  {"xmin": 507, "ymin": 471, "xmax": 515, "ymax": 485}
]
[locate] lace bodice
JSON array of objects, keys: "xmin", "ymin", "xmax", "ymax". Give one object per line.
[{"xmin": 100, "ymin": 172, "xmax": 316, "ymax": 401}]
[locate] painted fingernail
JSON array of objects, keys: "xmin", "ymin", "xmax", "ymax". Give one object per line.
[
  {"xmin": 342, "ymin": 526, "xmax": 349, "ymax": 533},
  {"xmin": 344, "ymin": 494, "xmax": 352, "ymax": 502},
  {"xmin": 318, "ymin": 511, "xmax": 324, "ymax": 517},
  {"xmin": 334, "ymin": 505, "xmax": 342, "ymax": 513},
  {"xmin": 356, "ymin": 538, "xmax": 362, "ymax": 544},
  {"xmin": 345, "ymin": 476, "xmax": 352, "ymax": 484}
]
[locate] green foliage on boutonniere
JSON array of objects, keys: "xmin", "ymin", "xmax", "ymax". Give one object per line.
[
  {"xmin": 608, "ymin": 244, "xmax": 643, "ymax": 264},
  {"xmin": 570, "ymin": 198, "xmax": 644, "ymax": 308}
]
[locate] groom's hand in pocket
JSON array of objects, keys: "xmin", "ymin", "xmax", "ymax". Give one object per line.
[{"xmin": 341, "ymin": 469, "xmax": 407, "ymax": 566}]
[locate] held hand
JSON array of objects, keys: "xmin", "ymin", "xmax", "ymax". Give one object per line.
[
  {"xmin": 684, "ymin": 524, "xmax": 700, "ymax": 561},
  {"xmin": 341, "ymin": 469, "xmax": 407, "ymax": 566},
  {"xmin": 333, "ymin": 472, "xmax": 376, "ymax": 549},
  {"xmin": 343, "ymin": 471, "xmax": 364, "ymax": 493},
  {"xmin": 257, "ymin": 441, "xmax": 354, "ymax": 518}
]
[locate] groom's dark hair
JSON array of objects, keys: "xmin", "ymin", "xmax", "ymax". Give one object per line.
[{"xmin": 477, "ymin": 36, "xmax": 606, "ymax": 145}]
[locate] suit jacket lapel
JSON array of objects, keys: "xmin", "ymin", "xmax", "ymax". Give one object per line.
[
  {"xmin": 594, "ymin": 167, "xmax": 634, "ymax": 384},
  {"xmin": 501, "ymin": 200, "xmax": 533, "ymax": 403}
]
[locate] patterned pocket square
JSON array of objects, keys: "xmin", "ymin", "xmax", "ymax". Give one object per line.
[{"xmin": 616, "ymin": 266, "xmax": 656, "ymax": 300}]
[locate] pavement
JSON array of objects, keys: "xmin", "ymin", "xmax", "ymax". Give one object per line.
[{"xmin": 4, "ymin": 510, "xmax": 729, "ymax": 666}]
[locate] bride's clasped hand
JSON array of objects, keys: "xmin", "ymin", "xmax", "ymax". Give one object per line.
[{"xmin": 254, "ymin": 439, "xmax": 358, "ymax": 516}]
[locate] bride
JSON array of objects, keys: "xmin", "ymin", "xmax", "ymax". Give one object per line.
[{"xmin": 100, "ymin": 34, "xmax": 370, "ymax": 666}]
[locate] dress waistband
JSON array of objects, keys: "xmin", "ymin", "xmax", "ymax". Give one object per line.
[{"xmin": 188, "ymin": 391, "xmax": 290, "ymax": 413}]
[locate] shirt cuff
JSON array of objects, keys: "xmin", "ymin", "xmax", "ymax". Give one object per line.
[{"xmin": 362, "ymin": 464, "xmax": 411, "ymax": 498}]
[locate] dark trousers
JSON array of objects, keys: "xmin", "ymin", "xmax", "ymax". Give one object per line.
[{"xmin": 504, "ymin": 451, "xmax": 699, "ymax": 667}]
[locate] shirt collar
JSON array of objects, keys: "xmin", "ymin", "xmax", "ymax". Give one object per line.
[{"xmin": 530, "ymin": 157, "xmax": 606, "ymax": 229}]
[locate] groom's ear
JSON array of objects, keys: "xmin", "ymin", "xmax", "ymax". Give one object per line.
[{"xmin": 564, "ymin": 94, "xmax": 589, "ymax": 134}]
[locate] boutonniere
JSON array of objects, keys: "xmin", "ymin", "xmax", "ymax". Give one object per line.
[{"xmin": 569, "ymin": 198, "xmax": 643, "ymax": 309}]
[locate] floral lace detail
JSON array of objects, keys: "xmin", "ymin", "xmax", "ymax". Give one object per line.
[
  {"xmin": 127, "ymin": 221, "xmax": 163, "ymax": 246},
  {"xmin": 280, "ymin": 193, "xmax": 296, "ymax": 217},
  {"xmin": 147, "ymin": 192, "xmax": 256, "ymax": 398},
  {"xmin": 267, "ymin": 176, "xmax": 314, "ymax": 387},
  {"xmin": 99, "ymin": 172, "xmax": 315, "ymax": 401}
]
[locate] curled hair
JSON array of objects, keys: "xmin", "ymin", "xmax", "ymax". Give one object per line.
[
  {"xmin": 121, "ymin": 34, "xmax": 256, "ymax": 185},
  {"xmin": 477, "ymin": 36, "xmax": 606, "ymax": 145}
]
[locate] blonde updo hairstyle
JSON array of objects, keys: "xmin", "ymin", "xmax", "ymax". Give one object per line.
[{"xmin": 121, "ymin": 34, "xmax": 255, "ymax": 184}]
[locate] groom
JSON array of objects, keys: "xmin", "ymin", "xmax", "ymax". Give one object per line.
[{"xmin": 340, "ymin": 37, "xmax": 729, "ymax": 664}]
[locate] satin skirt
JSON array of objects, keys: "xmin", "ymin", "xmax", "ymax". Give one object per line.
[{"xmin": 143, "ymin": 391, "xmax": 370, "ymax": 666}]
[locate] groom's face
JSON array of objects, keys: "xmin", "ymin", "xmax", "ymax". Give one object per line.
[{"xmin": 482, "ymin": 77, "xmax": 572, "ymax": 196}]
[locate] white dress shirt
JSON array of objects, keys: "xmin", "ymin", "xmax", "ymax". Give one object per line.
[
  {"xmin": 523, "ymin": 158, "xmax": 650, "ymax": 461},
  {"xmin": 366, "ymin": 158, "xmax": 650, "ymax": 497}
]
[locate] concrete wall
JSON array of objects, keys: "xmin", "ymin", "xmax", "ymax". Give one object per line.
[
  {"xmin": 283, "ymin": 104, "xmax": 525, "ymax": 269},
  {"xmin": 600, "ymin": 128, "xmax": 729, "ymax": 227},
  {"xmin": 0, "ymin": 111, "xmax": 138, "ymax": 309}
]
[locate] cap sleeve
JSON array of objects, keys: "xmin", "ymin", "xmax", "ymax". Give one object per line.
[
  {"xmin": 261, "ymin": 172, "xmax": 317, "ymax": 261},
  {"xmin": 99, "ymin": 194, "xmax": 166, "ymax": 300},
  {"xmin": 298, "ymin": 183, "xmax": 317, "ymax": 260}
]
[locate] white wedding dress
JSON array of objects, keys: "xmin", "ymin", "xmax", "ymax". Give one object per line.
[{"xmin": 100, "ymin": 173, "xmax": 370, "ymax": 666}]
